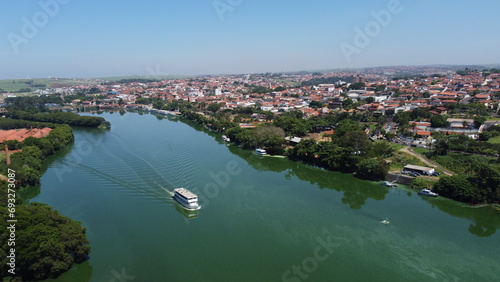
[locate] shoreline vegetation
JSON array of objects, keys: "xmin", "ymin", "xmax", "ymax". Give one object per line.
[
  {"xmin": 131, "ymin": 97, "xmax": 499, "ymax": 206},
  {"xmin": 0, "ymin": 98, "xmax": 107, "ymax": 280}
]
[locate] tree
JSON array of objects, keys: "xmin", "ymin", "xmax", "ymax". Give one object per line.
[
  {"xmin": 478, "ymin": 132, "xmax": 492, "ymax": 141},
  {"xmin": 355, "ymin": 158, "xmax": 389, "ymax": 180},
  {"xmin": 369, "ymin": 140, "xmax": 395, "ymax": 158},
  {"xmin": 430, "ymin": 115, "xmax": 449, "ymax": 128},
  {"xmin": 315, "ymin": 142, "xmax": 344, "ymax": 169},
  {"xmin": 340, "ymin": 130, "xmax": 372, "ymax": 155},
  {"xmin": 333, "ymin": 119, "xmax": 362, "ymax": 138},
  {"xmin": 434, "ymin": 175, "xmax": 481, "ymax": 204},
  {"xmin": 342, "ymin": 98, "xmax": 354, "ymax": 110},
  {"xmin": 410, "ymin": 107, "xmax": 432, "ymax": 120},
  {"xmin": 433, "ymin": 137, "xmax": 449, "ymax": 155},
  {"xmin": 288, "ymin": 139, "xmax": 318, "ymax": 163},
  {"xmin": 473, "ymin": 116, "xmax": 486, "ymax": 128},
  {"xmin": 374, "ymin": 84, "xmax": 386, "ymax": 93},
  {"xmin": 273, "ymin": 115, "xmax": 311, "ymax": 137},
  {"xmin": 393, "ymin": 111, "xmax": 411, "ymax": 126},
  {"xmin": 349, "ymin": 82, "xmax": 366, "ymax": 90},
  {"xmin": 365, "ymin": 97, "xmax": 375, "ymax": 104},
  {"xmin": 0, "ymin": 201, "xmax": 90, "ymax": 280},
  {"xmin": 207, "ymin": 103, "xmax": 222, "ymax": 113},
  {"xmin": 309, "ymin": 100, "xmax": 324, "ymax": 109}
]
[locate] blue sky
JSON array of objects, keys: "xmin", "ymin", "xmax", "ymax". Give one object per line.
[{"xmin": 1, "ymin": 0, "xmax": 499, "ymax": 79}]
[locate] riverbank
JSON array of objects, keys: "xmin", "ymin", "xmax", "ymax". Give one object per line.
[
  {"xmin": 36, "ymin": 111, "xmax": 500, "ymax": 281},
  {"xmin": 0, "ymin": 123, "xmax": 91, "ymax": 280}
]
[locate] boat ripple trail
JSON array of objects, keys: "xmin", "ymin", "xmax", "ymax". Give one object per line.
[{"xmin": 64, "ymin": 131, "xmax": 198, "ymax": 202}]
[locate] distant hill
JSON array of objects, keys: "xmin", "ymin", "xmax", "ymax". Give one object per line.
[{"xmin": 96, "ymin": 74, "xmax": 192, "ymax": 81}]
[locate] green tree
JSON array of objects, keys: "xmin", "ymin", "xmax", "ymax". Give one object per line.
[
  {"xmin": 0, "ymin": 200, "xmax": 90, "ymax": 280},
  {"xmin": 207, "ymin": 103, "xmax": 222, "ymax": 113},
  {"xmin": 341, "ymin": 98, "xmax": 353, "ymax": 110},
  {"xmin": 315, "ymin": 142, "xmax": 344, "ymax": 169},
  {"xmin": 309, "ymin": 100, "xmax": 325, "ymax": 109},
  {"xmin": 473, "ymin": 116, "xmax": 486, "ymax": 128},
  {"xmin": 355, "ymin": 158, "xmax": 389, "ymax": 180},
  {"xmin": 478, "ymin": 131, "xmax": 492, "ymax": 141},
  {"xmin": 334, "ymin": 119, "xmax": 362, "ymax": 138},
  {"xmin": 288, "ymin": 139, "xmax": 318, "ymax": 163},
  {"xmin": 430, "ymin": 115, "xmax": 449, "ymax": 128},
  {"xmin": 340, "ymin": 130, "xmax": 372, "ymax": 155},
  {"xmin": 368, "ymin": 140, "xmax": 395, "ymax": 158},
  {"xmin": 433, "ymin": 137, "xmax": 449, "ymax": 155},
  {"xmin": 434, "ymin": 175, "xmax": 481, "ymax": 204},
  {"xmin": 365, "ymin": 97, "xmax": 375, "ymax": 104},
  {"xmin": 349, "ymin": 82, "xmax": 366, "ymax": 90},
  {"xmin": 273, "ymin": 115, "xmax": 311, "ymax": 137}
]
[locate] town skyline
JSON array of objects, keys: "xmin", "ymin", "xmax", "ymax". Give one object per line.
[
  {"xmin": 2, "ymin": 63, "xmax": 499, "ymax": 81},
  {"xmin": 2, "ymin": 0, "xmax": 500, "ymax": 79}
]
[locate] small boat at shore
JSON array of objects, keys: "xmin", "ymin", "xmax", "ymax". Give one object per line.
[
  {"xmin": 222, "ymin": 135, "xmax": 230, "ymax": 142},
  {"xmin": 172, "ymin": 188, "xmax": 201, "ymax": 210},
  {"xmin": 381, "ymin": 181, "xmax": 398, "ymax": 187},
  {"xmin": 418, "ymin": 188, "xmax": 439, "ymax": 197},
  {"xmin": 255, "ymin": 148, "xmax": 266, "ymax": 155}
]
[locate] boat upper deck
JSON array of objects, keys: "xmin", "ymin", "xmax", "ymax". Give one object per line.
[{"xmin": 174, "ymin": 188, "xmax": 198, "ymax": 199}]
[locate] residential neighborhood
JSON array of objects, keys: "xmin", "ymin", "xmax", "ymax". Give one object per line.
[{"xmin": 3, "ymin": 66, "xmax": 499, "ymax": 147}]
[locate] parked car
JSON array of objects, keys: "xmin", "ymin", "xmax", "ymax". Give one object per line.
[{"xmin": 432, "ymin": 172, "xmax": 441, "ymax": 176}]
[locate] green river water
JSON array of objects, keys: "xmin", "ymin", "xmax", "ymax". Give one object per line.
[{"xmin": 24, "ymin": 112, "xmax": 500, "ymax": 282}]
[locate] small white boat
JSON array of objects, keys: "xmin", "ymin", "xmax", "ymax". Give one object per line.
[
  {"xmin": 222, "ymin": 135, "xmax": 230, "ymax": 142},
  {"xmin": 381, "ymin": 181, "xmax": 398, "ymax": 187},
  {"xmin": 255, "ymin": 148, "xmax": 266, "ymax": 155},
  {"xmin": 381, "ymin": 217, "xmax": 390, "ymax": 224},
  {"xmin": 172, "ymin": 188, "xmax": 201, "ymax": 210},
  {"xmin": 418, "ymin": 188, "xmax": 439, "ymax": 197}
]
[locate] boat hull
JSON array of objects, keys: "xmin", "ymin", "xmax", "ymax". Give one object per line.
[
  {"xmin": 173, "ymin": 194, "xmax": 201, "ymax": 210},
  {"xmin": 418, "ymin": 189, "xmax": 439, "ymax": 197}
]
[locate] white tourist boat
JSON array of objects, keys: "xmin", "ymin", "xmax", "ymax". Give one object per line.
[
  {"xmin": 255, "ymin": 148, "xmax": 266, "ymax": 155},
  {"xmin": 172, "ymin": 188, "xmax": 201, "ymax": 210},
  {"xmin": 418, "ymin": 188, "xmax": 439, "ymax": 197}
]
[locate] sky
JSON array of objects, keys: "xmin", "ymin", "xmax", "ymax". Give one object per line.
[{"xmin": 1, "ymin": 0, "xmax": 499, "ymax": 79}]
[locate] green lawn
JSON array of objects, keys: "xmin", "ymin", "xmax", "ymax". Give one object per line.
[
  {"xmin": 0, "ymin": 78, "xmax": 99, "ymax": 92},
  {"xmin": 488, "ymin": 136, "xmax": 500, "ymax": 144},
  {"xmin": 388, "ymin": 150, "xmax": 429, "ymax": 172},
  {"xmin": 412, "ymin": 147, "xmax": 430, "ymax": 154}
]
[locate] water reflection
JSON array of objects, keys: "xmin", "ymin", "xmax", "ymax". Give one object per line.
[
  {"xmin": 174, "ymin": 202, "xmax": 200, "ymax": 219},
  {"xmin": 226, "ymin": 143, "xmax": 390, "ymax": 210},
  {"xmin": 422, "ymin": 197, "xmax": 500, "ymax": 237}
]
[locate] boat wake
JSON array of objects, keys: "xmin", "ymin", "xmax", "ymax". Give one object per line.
[{"xmin": 60, "ymin": 131, "xmax": 198, "ymax": 205}]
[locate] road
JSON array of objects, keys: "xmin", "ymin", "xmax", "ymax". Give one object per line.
[{"xmin": 399, "ymin": 146, "xmax": 455, "ymax": 176}]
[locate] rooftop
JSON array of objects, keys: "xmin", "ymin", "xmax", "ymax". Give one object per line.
[{"xmin": 174, "ymin": 188, "xmax": 198, "ymax": 199}]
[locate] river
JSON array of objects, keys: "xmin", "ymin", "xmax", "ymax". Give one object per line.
[{"xmin": 26, "ymin": 112, "xmax": 500, "ymax": 281}]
